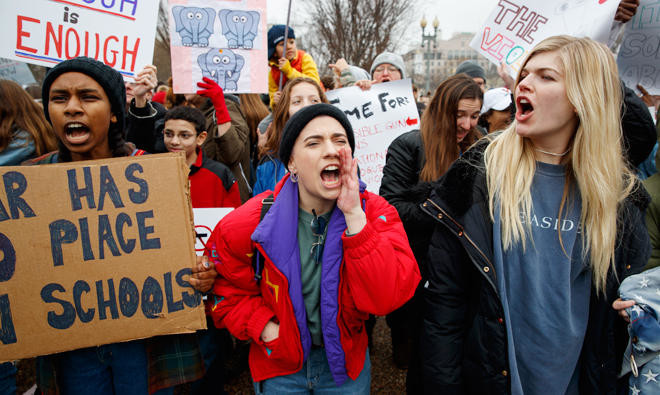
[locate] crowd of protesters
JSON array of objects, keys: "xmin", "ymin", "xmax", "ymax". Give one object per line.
[{"xmin": 2, "ymin": 0, "xmax": 660, "ymax": 394}]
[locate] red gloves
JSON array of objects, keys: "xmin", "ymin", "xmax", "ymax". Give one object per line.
[{"xmin": 197, "ymin": 77, "xmax": 231, "ymax": 125}]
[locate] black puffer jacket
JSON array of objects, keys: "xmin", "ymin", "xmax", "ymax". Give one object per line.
[
  {"xmin": 379, "ymin": 130, "xmax": 435, "ymax": 277},
  {"xmin": 419, "ymin": 139, "xmax": 651, "ymax": 395},
  {"xmin": 125, "ymin": 99, "xmax": 167, "ymax": 153},
  {"xmin": 621, "ymin": 84, "xmax": 657, "ymax": 167}
]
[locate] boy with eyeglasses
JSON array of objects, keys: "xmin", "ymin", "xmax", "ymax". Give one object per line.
[{"xmin": 163, "ymin": 106, "xmax": 241, "ymax": 209}]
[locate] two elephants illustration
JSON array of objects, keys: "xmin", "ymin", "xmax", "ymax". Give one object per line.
[
  {"xmin": 172, "ymin": 6, "xmax": 261, "ymax": 91},
  {"xmin": 172, "ymin": 6, "xmax": 260, "ymax": 48}
]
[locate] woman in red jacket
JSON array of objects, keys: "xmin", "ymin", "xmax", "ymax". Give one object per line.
[{"xmin": 204, "ymin": 103, "xmax": 420, "ymax": 393}]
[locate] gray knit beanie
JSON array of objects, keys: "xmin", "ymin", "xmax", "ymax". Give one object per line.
[
  {"xmin": 370, "ymin": 52, "xmax": 406, "ymax": 79},
  {"xmin": 455, "ymin": 60, "xmax": 486, "ymax": 82}
]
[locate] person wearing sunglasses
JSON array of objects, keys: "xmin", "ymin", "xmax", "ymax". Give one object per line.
[{"xmin": 202, "ymin": 103, "xmax": 420, "ymax": 393}]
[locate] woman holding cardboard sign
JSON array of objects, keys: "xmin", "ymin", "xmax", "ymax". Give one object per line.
[
  {"xmin": 204, "ymin": 103, "xmax": 420, "ymax": 393},
  {"xmin": 30, "ymin": 57, "xmax": 203, "ymax": 395}
]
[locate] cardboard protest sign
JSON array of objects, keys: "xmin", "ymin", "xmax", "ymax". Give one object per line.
[
  {"xmin": 0, "ymin": 154, "xmax": 206, "ymax": 362},
  {"xmin": 326, "ymin": 79, "xmax": 419, "ymax": 193},
  {"xmin": 0, "ymin": 58, "xmax": 36, "ymax": 86},
  {"xmin": 470, "ymin": 0, "xmax": 619, "ymax": 78},
  {"xmin": 0, "ymin": 0, "xmax": 159, "ymax": 78},
  {"xmin": 617, "ymin": 0, "xmax": 660, "ymax": 95},
  {"xmin": 193, "ymin": 207, "xmax": 232, "ymax": 252},
  {"xmin": 168, "ymin": 0, "xmax": 268, "ymax": 94}
]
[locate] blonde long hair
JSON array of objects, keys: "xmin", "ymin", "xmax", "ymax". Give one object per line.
[{"xmin": 484, "ymin": 36, "xmax": 636, "ymax": 294}]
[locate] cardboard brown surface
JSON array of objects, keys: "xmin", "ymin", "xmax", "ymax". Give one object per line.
[{"xmin": 0, "ymin": 153, "xmax": 206, "ymax": 362}]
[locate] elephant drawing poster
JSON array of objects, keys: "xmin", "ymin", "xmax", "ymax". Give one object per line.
[{"xmin": 168, "ymin": 0, "xmax": 267, "ymax": 94}]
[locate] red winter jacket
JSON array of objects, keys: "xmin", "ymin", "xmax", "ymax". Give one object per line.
[
  {"xmin": 205, "ymin": 174, "xmax": 420, "ymax": 384},
  {"xmin": 189, "ymin": 149, "xmax": 241, "ymax": 208}
]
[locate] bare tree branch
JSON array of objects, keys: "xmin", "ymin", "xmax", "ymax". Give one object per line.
[
  {"xmin": 155, "ymin": 1, "xmax": 170, "ymax": 53},
  {"xmin": 304, "ymin": 0, "xmax": 414, "ymax": 75},
  {"xmin": 153, "ymin": 0, "xmax": 172, "ymax": 81}
]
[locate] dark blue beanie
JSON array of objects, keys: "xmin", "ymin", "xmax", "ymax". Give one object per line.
[{"xmin": 267, "ymin": 24, "xmax": 295, "ymax": 60}]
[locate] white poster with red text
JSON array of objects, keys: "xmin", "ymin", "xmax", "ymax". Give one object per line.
[
  {"xmin": 0, "ymin": 0, "xmax": 158, "ymax": 79},
  {"xmin": 326, "ymin": 79, "xmax": 420, "ymax": 194}
]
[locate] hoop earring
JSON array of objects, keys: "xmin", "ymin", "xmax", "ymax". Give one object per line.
[{"xmin": 290, "ymin": 173, "xmax": 298, "ymax": 183}]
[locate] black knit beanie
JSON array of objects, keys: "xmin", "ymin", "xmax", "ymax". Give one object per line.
[
  {"xmin": 279, "ymin": 103, "xmax": 355, "ymax": 170},
  {"xmin": 42, "ymin": 57, "xmax": 126, "ymax": 130}
]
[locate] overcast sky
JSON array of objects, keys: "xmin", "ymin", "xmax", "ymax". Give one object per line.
[{"xmin": 266, "ymin": 0, "xmax": 495, "ymax": 46}]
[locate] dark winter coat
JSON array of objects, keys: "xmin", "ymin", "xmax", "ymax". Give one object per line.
[
  {"xmin": 189, "ymin": 149, "xmax": 241, "ymax": 209},
  {"xmin": 419, "ymin": 139, "xmax": 651, "ymax": 395},
  {"xmin": 621, "ymin": 84, "xmax": 657, "ymax": 167},
  {"xmin": 126, "ymin": 99, "xmax": 167, "ymax": 154},
  {"xmin": 379, "ymin": 130, "xmax": 435, "ymax": 277},
  {"xmin": 201, "ymin": 95, "xmax": 252, "ymax": 202}
]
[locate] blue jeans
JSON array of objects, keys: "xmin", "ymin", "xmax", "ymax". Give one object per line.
[
  {"xmin": 56, "ymin": 340, "xmax": 148, "ymax": 395},
  {"xmin": 0, "ymin": 361, "xmax": 16, "ymax": 395},
  {"xmin": 253, "ymin": 347, "xmax": 370, "ymax": 394}
]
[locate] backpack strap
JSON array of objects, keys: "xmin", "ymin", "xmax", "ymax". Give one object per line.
[
  {"xmin": 251, "ymin": 193, "xmax": 365, "ymax": 281},
  {"xmin": 252, "ymin": 193, "xmax": 274, "ymax": 282}
]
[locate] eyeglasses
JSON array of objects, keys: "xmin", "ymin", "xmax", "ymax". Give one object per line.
[
  {"xmin": 373, "ymin": 65, "xmax": 400, "ymax": 74},
  {"xmin": 310, "ymin": 209, "xmax": 328, "ymax": 265}
]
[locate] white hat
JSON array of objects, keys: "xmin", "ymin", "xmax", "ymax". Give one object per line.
[{"xmin": 481, "ymin": 87, "xmax": 512, "ymax": 115}]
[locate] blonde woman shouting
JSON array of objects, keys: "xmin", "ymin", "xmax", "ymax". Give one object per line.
[{"xmin": 420, "ymin": 36, "xmax": 650, "ymax": 394}]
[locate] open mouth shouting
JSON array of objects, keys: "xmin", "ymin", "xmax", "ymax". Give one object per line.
[
  {"xmin": 320, "ymin": 164, "xmax": 341, "ymax": 188},
  {"xmin": 456, "ymin": 128, "xmax": 469, "ymax": 142},
  {"xmin": 64, "ymin": 122, "xmax": 91, "ymax": 145},
  {"xmin": 516, "ymin": 96, "xmax": 534, "ymax": 122}
]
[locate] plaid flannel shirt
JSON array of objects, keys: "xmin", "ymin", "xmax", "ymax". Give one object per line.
[{"xmin": 37, "ymin": 334, "xmax": 204, "ymax": 394}]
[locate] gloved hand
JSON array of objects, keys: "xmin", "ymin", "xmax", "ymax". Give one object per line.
[{"xmin": 197, "ymin": 77, "xmax": 231, "ymax": 125}]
